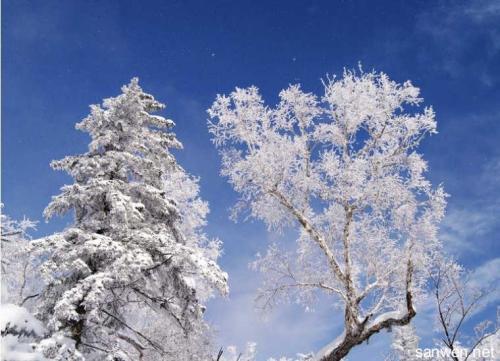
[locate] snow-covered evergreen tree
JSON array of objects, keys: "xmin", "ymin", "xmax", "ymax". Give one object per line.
[{"xmin": 33, "ymin": 78, "xmax": 228, "ymax": 360}]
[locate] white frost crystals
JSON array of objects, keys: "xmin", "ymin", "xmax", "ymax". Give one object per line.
[
  {"xmin": 209, "ymin": 68, "xmax": 447, "ymax": 361},
  {"xmin": 29, "ymin": 78, "xmax": 228, "ymax": 360}
]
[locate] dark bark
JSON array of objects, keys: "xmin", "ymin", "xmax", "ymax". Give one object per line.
[
  {"xmin": 320, "ymin": 306, "xmax": 416, "ymax": 361},
  {"xmin": 320, "ymin": 259, "xmax": 416, "ymax": 361},
  {"xmin": 71, "ymin": 304, "xmax": 86, "ymax": 348}
]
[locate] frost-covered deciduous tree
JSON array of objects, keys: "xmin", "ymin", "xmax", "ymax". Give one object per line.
[
  {"xmin": 209, "ymin": 68, "xmax": 446, "ymax": 361},
  {"xmin": 389, "ymin": 323, "xmax": 499, "ymax": 361},
  {"xmin": 33, "ymin": 79, "xmax": 228, "ymax": 360},
  {"xmin": 386, "ymin": 258, "xmax": 499, "ymax": 361},
  {"xmin": 1, "ymin": 210, "xmax": 47, "ymax": 361},
  {"xmin": 429, "ymin": 260, "xmax": 499, "ymax": 361},
  {"xmin": 1, "ymin": 206, "xmax": 39, "ymax": 306}
]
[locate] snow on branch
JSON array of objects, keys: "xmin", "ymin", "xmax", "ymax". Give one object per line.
[{"xmin": 209, "ymin": 67, "xmax": 446, "ymax": 361}]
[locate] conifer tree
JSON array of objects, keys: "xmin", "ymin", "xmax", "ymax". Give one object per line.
[{"xmin": 34, "ymin": 79, "xmax": 227, "ymax": 360}]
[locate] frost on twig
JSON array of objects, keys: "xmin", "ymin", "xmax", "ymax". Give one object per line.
[{"xmin": 209, "ymin": 68, "xmax": 446, "ymax": 361}]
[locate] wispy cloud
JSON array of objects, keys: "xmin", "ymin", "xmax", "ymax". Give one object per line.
[
  {"xmin": 479, "ymin": 156, "xmax": 500, "ymax": 197},
  {"xmin": 464, "ymin": 0, "xmax": 500, "ymax": 22},
  {"xmin": 469, "ymin": 257, "xmax": 500, "ymax": 301},
  {"xmin": 439, "ymin": 151, "xmax": 500, "ymax": 256},
  {"xmin": 206, "ymin": 261, "xmax": 339, "ymax": 359},
  {"xmin": 416, "ymin": 0, "xmax": 500, "ymax": 86},
  {"xmin": 440, "ymin": 207, "xmax": 498, "ymax": 254}
]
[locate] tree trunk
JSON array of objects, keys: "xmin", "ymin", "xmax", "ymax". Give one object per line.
[{"xmin": 320, "ymin": 306, "xmax": 416, "ymax": 361}]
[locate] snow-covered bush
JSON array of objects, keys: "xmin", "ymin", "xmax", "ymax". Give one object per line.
[{"xmin": 1, "ymin": 303, "xmax": 46, "ymax": 361}]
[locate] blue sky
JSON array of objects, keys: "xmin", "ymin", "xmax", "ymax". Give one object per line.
[{"xmin": 2, "ymin": 0, "xmax": 499, "ymax": 359}]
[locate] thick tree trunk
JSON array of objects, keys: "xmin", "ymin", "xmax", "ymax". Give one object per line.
[
  {"xmin": 320, "ymin": 258, "xmax": 416, "ymax": 361},
  {"xmin": 320, "ymin": 308, "xmax": 416, "ymax": 361},
  {"xmin": 320, "ymin": 334, "xmax": 363, "ymax": 361}
]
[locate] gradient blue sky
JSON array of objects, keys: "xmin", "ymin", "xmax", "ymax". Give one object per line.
[{"xmin": 2, "ymin": 0, "xmax": 499, "ymax": 359}]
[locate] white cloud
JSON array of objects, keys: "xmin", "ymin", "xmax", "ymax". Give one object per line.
[
  {"xmin": 480, "ymin": 156, "xmax": 500, "ymax": 196},
  {"xmin": 464, "ymin": 0, "xmax": 500, "ymax": 22},
  {"xmin": 469, "ymin": 257, "xmax": 500, "ymax": 305},
  {"xmin": 206, "ymin": 258, "xmax": 339, "ymax": 359},
  {"xmin": 440, "ymin": 207, "xmax": 498, "ymax": 254},
  {"xmin": 439, "ymin": 152, "xmax": 500, "ymax": 255},
  {"xmin": 416, "ymin": 0, "xmax": 500, "ymax": 85}
]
